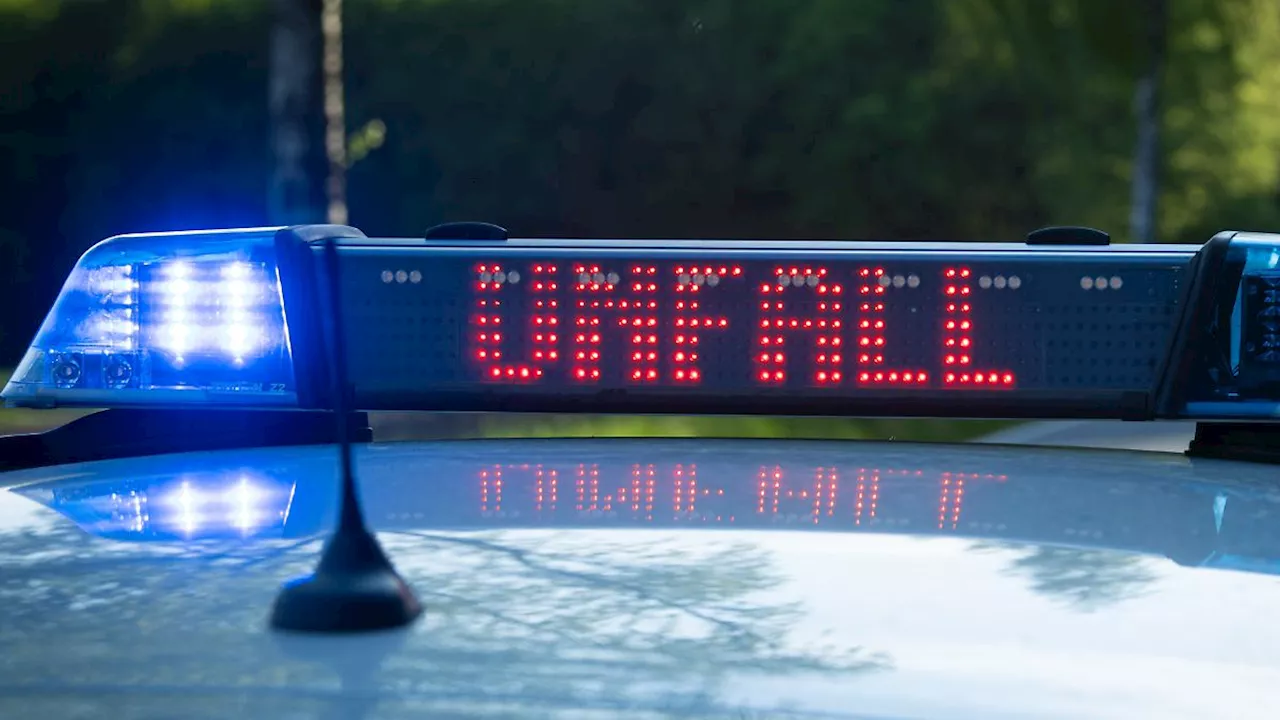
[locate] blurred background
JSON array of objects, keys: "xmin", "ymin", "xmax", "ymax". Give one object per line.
[{"xmin": 1, "ymin": 0, "xmax": 1278, "ymax": 443}]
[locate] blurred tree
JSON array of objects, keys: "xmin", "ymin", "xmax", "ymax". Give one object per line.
[
  {"xmin": 270, "ymin": 0, "xmax": 326, "ymax": 225},
  {"xmin": 322, "ymin": 0, "xmax": 348, "ymax": 224},
  {"xmin": 1, "ymin": 0, "xmax": 1279, "ymax": 367}
]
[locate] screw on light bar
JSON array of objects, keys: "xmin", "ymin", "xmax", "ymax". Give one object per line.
[{"xmin": 2, "ymin": 228, "xmax": 298, "ymax": 408}]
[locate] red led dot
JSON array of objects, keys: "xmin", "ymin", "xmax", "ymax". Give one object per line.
[
  {"xmin": 676, "ymin": 370, "xmax": 687, "ymax": 380},
  {"xmin": 506, "ymin": 368, "xmax": 516, "ymax": 377},
  {"xmin": 1002, "ymin": 373, "xmax": 1014, "ymax": 385},
  {"xmin": 873, "ymin": 372, "xmax": 884, "ymax": 382},
  {"xmin": 519, "ymin": 368, "xmax": 530, "ymax": 379},
  {"xmin": 831, "ymin": 354, "xmax": 842, "ymax": 363},
  {"xmin": 632, "ymin": 370, "xmax": 642, "ymax": 380},
  {"xmin": 945, "ymin": 286, "xmax": 957, "ymax": 296},
  {"xmin": 944, "ymin": 373, "xmax": 956, "ymax": 383},
  {"xmin": 549, "ymin": 351, "xmax": 559, "ymax": 360},
  {"xmin": 960, "ymin": 269, "xmax": 971, "ymax": 278},
  {"xmin": 974, "ymin": 373, "xmax": 985, "ymax": 384},
  {"xmin": 960, "ymin": 321, "xmax": 971, "ymax": 330},
  {"xmin": 817, "ymin": 371, "xmax": 828, "ymax": 382},
  {"xmin": 903, "ymin": 372, "xmax": 914, "ymax": 382},
  {"xmin": 918, "ymin": 372, "xmax": 928, "ymax": 383},
  {"xmin": 889, "ymin": 372, "xmax": 899, "ymax": 382},
  {"xmin": 774, "ymin": 371, "xmax": 785, "ymax": 381},
  {"xmin": 733, "ymin": 267, "xmax": 743, "ymax": 276},
  {"xmin": 759, "ymin": 371, "xmax": 770, "ymax": 381},
  {"xmin": 490, "ymin": 367, "xmax": 501, "ymax": 378},
  {"xmin": 831, "ymin": 372, "xmax": 842, "ymax": 382},
  {"xmin": 945, "ymin": 321, "xmax": 956, "ymax": 330},
  {"xmin": 945, "ymin": 355, "xmax": 956, "ymax": 365},
  {"xmin": 690, "ymin": 370, "xmax": 700, "ymax": 380},
  {"xmin": 946, "ymin": 269, "xmax": 957, "ymax": 278},
  {"xmin": 774, "ymin": 352, "xmax": 784, "ymax": 363},
  {"xmin": 859, "ymin": 268, "xmax": 870, "ymax": 277}
]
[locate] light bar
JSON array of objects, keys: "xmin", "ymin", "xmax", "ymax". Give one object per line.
[
  {"xmin": 4, "ymin": 225, "xmax": 1279, "ymax": 420},
  {"xmin": 3, "ymin": 227, "xmax": 297, "ymax": 407}
]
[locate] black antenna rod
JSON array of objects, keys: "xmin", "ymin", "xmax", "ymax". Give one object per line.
[{"xmin": 270, "ymin": 237, "xmax": 422, "ymax": 632}]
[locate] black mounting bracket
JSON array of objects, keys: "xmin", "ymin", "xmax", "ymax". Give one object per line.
[
  {"xmin": 1186, "ymin": 422, "xmax": 1280, "ymax": 465},
  {"xmin": 0, "ymin": 408, "xmax": 371, "ymax": 472}
]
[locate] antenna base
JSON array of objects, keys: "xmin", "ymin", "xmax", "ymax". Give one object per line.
[{"xmin": 269, "ymin": 528, "xmax": 422, "ymax": 633}]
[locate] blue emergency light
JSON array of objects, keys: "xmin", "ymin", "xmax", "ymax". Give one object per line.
[{"xmin": 3, "ymin": 224, "xmax": 1278, "ymax": 421}]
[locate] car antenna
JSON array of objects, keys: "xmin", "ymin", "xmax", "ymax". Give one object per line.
[{"xmin": 269, "ymin": 236, "xmax": 423, "ymax": 632}]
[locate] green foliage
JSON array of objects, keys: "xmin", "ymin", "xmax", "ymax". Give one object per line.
[{"xmin": 1, "ymin": 0, "xmax": 1279, "ymax": 440}]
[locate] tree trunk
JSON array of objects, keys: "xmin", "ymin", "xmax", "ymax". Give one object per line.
[
  {"xmin": 268, "ymin": 0, "xmax": 325, "ymax": 226},
  {"xmin": 322, "ymin": 0, "xmax": 348, "ymax": 225},
  {"xmin": 1129, "ymin": 0, "xmax": 1168, "ymax": 244}
]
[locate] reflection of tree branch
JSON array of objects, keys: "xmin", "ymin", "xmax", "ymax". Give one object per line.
[
  {"xmin": 973, "ymin": 541, "xmax": 1159, "ymax": 611},
  {"xmin": 0, "ymin": 523, "xmax": 889, "ymax": 718},
  {"xmin": 398, "ymin": 531, "xmax": 773, "ymax": 645},
  {"xmin": 416, "ymin": 586, "xmax": 615, "ymax": 650}
]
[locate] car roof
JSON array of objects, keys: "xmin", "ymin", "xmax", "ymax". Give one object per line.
[{"xmin": 3, "ymin": 438, "xmax": 1280, "ymax": 718}]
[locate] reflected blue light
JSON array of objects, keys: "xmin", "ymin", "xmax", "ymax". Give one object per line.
[{"xmin": 35, "ymin": 472, "xmax": 296, "ymax": 541}]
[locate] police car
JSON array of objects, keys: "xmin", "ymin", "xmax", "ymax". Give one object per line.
[{"xmin": 0, "ymin": 223, "xmax": 1278, "ymax": 718}]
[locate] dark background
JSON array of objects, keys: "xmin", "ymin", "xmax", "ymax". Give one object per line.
[{"xmin": 1, "ymin": 0, "xmax": 1278, "ymax": 438}]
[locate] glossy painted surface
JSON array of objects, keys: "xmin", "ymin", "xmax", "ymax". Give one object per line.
[{"xmin": 2, "ymin": 438, "xmax": 1280, "ymax": 718}]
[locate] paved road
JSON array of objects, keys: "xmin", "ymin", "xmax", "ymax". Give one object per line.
[{"xmin": 978, "ymin": 420, "xmax": 1196, "ymax": 453}]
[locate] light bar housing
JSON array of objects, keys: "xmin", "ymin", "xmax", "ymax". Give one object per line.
[
  {"xmin": 4, "ymin": 227, "xmax": 298, "ymax": 407},
  {"xmin": 4, "ymin": 225, "xmax": 1279, "ymax": 421}
]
